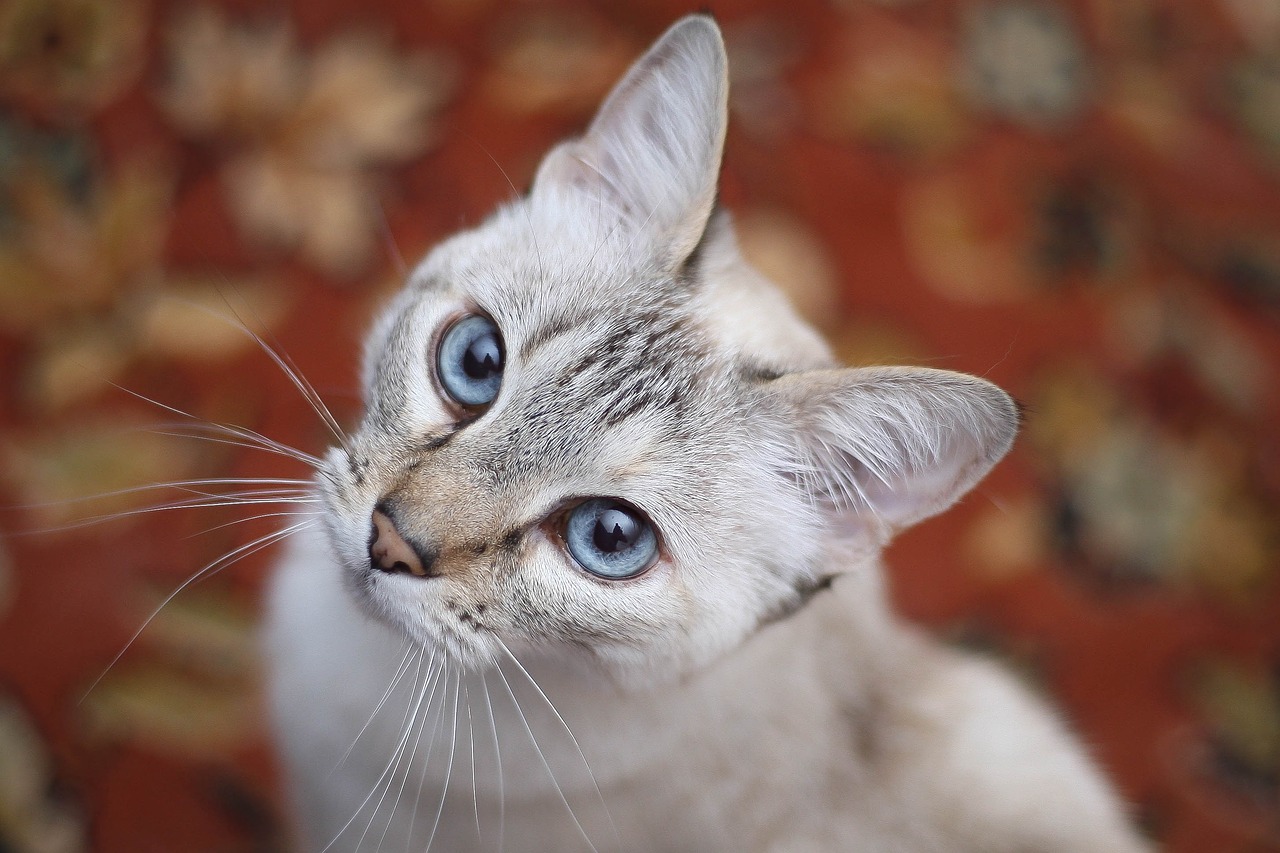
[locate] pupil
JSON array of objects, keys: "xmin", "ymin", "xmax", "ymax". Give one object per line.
[
  {"xmin": 593, "ymin": 507, "xmax": 639, "ymax": 553},
  {"xmin": 462, "ymin": 331, "xmax": 502, "ymax": 380}
]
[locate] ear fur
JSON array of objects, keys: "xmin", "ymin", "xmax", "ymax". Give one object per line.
[
  {"xmin": 774, "ymin": 367, "xmax": 1020, "ymax": 535},
  {"xmin": 532, "ymin": 15, "xmax": 728, "ymax": 269}
]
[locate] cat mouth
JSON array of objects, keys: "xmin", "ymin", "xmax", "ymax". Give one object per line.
[{"xmin": 352, "ymin": 567, "xmax": 498, "ymax": 665}]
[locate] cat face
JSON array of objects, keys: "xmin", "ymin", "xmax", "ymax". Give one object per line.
[{"xmin": 310, "ymin": 17, "xmax": 1019, "ymax": 689}]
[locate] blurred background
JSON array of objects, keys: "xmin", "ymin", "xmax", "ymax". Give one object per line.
[{"xmin": 0, "ymin": 0, "xmax": 1278, "ymax": 850}]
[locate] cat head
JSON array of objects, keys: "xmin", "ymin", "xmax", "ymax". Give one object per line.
[{"xmin": 313, "ymin": 16, "xmax": 1019, "ymax": 688}]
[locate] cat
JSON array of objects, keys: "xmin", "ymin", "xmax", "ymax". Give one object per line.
[{"xmin": 264, "ymin": 15, "xmax": 1150, "ymax": 852}]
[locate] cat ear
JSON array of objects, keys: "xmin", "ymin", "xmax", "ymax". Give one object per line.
[
  {"xmin": 533, "ymin": 15, "xmax": 728, "ymax": 268},
  {"xmin": 772, "ymin": 367, "xmax": 1020, "ymax": 534}
]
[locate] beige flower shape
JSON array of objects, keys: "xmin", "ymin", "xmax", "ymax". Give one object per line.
[
  {"xmin": 0, "ymin": 162, "xmax": 287, "ymax": 410},
  {"xmin": 161, "ymin": 6, "xmax": 455, "ymax": 277},
  {"xmin": 0, "ymin": 163, "xmax": 171, "ymax": 335},
  {"xmin": 0, "ymin": 696, "xmax": 85, "ymax": 853},
  {"xmin": 483, "ymin": 11, "xmax": 632, "ymax": 117}
]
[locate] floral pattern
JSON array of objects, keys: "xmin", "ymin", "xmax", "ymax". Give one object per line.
[
  {"xmin": 0, "ymin": 2, "xmax": 1278, "ymax": 850},
  {"xmin": 161, "ymin": 6, "xmax": 456, "ymax": 278}
]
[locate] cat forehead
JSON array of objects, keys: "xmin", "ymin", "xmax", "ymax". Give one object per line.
[
  {"xmin": 388, "ymin": 203, "xmax": 727, "ymax": 378},
  {"xmin": 417, "ymin": 192, "xmax": 695, "ymax": 318}
]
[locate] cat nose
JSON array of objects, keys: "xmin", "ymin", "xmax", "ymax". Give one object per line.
[{"xmin": 369, "ymin": 506, "xmax": 435, "ymax": 578}]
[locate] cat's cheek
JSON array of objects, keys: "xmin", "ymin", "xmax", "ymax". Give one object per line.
[{"xmin": 520, "ymin": 553, "xmax": 685, "ymax": 654}]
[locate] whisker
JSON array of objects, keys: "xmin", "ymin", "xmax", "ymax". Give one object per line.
[
  {"xmin": 107, "ymin": 381, "xmax": 325, "ymax": 468},
  {"xmin": 214, "ymin": 298, "xmax": 350, "ymax": 450},
  {"xmin": 147, "ymin": 426, "xmax": 322, "ymax": 467},
  {"xmin": 375, "ymin": 652, "xmax": 446, "ymax": 853},
  {"xmin": 469, "ymin": 136, "xmax": 546, "ymax": 289},
  {"xmin": 462, "ymin": 676, "xmax": 481, "ymax": 842},
  {"xmin": 583, "ymin": 203, "xmax": 627, "ymax": 275},
  {"xmin": 14, "ymin": 477, "xmax": 313, "ymax": 510},
  {"xmin": 493, "ymin": 659, "xmax": 599, "ymax": 853},
  {"xmin": 36, "ymin": 492, "xmax": 318, "ymax": 535},
  {"xmin": 182, "ymin": 509, "xmax": 324, "ymax": 540},
  {"xmin": 332, "ymin": 646, "xmax": 431, "ymax": 853},
  {"xmin": 79, "ymin": 518, "xmax": 316, "ymax": 703},
  {"xmin": 603, "ymin": 194, "xmax": 664, "ymax": 287},
  {"xmin": 377, "ymin": 200, "xmax": 410, "ymax": 278},
  {"xmin": 108, "ymin": 382, "xmax": 325, "ymax": 466},
  {"xmin": 351, "ymin": 651, "xmax": 431, "ymax": 853},
  {"xmin": 405, "ymin": 657, "xmax": 453, "ymax": 853},
  {"xmin": 331, "ymin": 643, "xmax": 419, "ymax": 777},
  {"xmin": 480, "ymin": 670, "xmax": 505, "ymax": 853},
  {"xmin": 497, "ymin": 639, "xmax": 619, "ymax": 846},
  {"xmin": 149, "ymin": 417, "xmax": 323, "ymax": 463},
  {"xmin": 422, "ymin": 668, "xmax": 461, "ymax": 853}
]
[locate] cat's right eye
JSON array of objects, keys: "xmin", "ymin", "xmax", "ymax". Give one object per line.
[
  {"xmin": 564, "ymin": 499, "xmax": 659, "ymax": 580},
  {"xmin": 437, "ymin": 314, "xmax": 505, "ymax": 408}
]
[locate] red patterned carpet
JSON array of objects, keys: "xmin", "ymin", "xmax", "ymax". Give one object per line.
[{"xmin": 1, "ymin": 1, "xmax": 1279, "ymax": 850}]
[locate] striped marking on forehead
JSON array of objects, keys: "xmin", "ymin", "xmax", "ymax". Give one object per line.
[
  {"xmin": 538, "ymin": 304, "xmax": 712, "ymax": 429},
  {"xmin": 466, "ymin": 301, "xmax": 720, "ymax": 482}
]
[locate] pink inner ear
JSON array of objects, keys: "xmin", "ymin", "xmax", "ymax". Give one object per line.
[{"xmin": 784, "ymin": 368, "xmax": 1019, "ymax": 533}]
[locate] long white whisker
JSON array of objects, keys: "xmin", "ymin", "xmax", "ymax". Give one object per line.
[
  {"xmin": 332, "ymin": 646, "xmax": 431, "ymax": 853},
  {"xmin": 147, "ymin": 426, "xmax": 322, "ymax": 466},
  {"xmin": 480, "ymin": 670, "xmax": 504, "ymax": 853},
  {"xmin": 80, "ymin": 518, "xmax": 316, "ymax": 703},
  {"xmin": 493, "ymin": 659, "xmax": 599, "ymax": 853},
  {"xmin": 148, "ymin": 417, "xmax": 322, "ymax": 457},
  {"xmin": 377, "ymin": 200, "xmax": 409, "ymax": 278},
  {"xmin": 145, "ymin": 485, "xmax": 316, "ymax": 504},
  {"xmin": 38, "ymin": 494, "xmax": 318, "ymax": 535},
  {"xmin": 405, "ymin": 657, "xmax": 453, "ymax": 853},
  {"xmin": 583, "ymin": 203, "xmax": 627, "ymax": 277},
  {"xmin": 602, "ymin": 192, "xmax": 666, "ymax": 286},
  {"xmin": 182, "ymin": 509, "xmax": 323, "ymax": 540},
  {"xmin": 108, "ymin": 487, "xmax": 314, "ymax": 508},
  {"xmin": 15, "ymin": 477, "xmax": 312, "ymax": 509},
  {"xmin": 376, "ymin": 650, "xmax": 445, "ymax": 853},
  {"xmin": 331, "ymin": 643, "xmax": 418, "ymax": 776},
  {"xmin": 351, "ymin": 652, "xmax": 429, "ymax": 853},
  {"xmin": 217, "ymin": 301, "xmax": 350, "ymax": 450},
  {"xmin": 423, "ymin": 668, "xmax": 461, "ymax": 853},
  {"xmin": 497, "ymin": 639, "xmax": 619, "ymax": 846},
  {"xmin": 108, "ymin": 382, "xmax": 324, "ymax": 466},
  {"xmin": 471, "ymin": 139, "xmax": 546, "ymax": 288},
  {"xmin": 255, "ymin": 336, "xmax": 349, "ymax": 450},
  {"xmin": 463, "ymin": 676, "xmax": 480, "ymax": 842}
]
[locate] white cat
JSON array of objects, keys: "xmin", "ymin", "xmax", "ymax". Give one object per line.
[{"xmin": 265, "ymin": 15, "xmax": 1149, "ymax": 852}]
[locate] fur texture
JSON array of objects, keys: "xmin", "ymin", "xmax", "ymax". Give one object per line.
[{"xmin": 265, "ymin": 16, "xmax": 1149, "ymax": 852}]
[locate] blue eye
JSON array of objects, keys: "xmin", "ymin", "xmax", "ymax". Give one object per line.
[
  {"xmin": 564, "ymin": 499, "xmax": 658, "ymax": 580},
  {"xmin": 437, "ymin": 315, "xmax": 504, "ymax": 407}
]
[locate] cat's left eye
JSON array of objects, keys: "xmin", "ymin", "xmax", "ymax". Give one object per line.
[
  {"xmin": 437, "ymin": 314, "xmax": 505, "ymax": 408},
  {"xmin": 564, "ymin": 499, "xmax": 659, "ymax": 580}
]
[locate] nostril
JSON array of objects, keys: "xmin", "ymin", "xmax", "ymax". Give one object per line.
[{"xmin": 369, "ymin": 507, "xmax": 434, "ymax": 578}]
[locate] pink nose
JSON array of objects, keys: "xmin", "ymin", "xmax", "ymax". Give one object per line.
[{"xmin": 369, "ymin": 509, "xmax": 430, "ymax": 577}]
